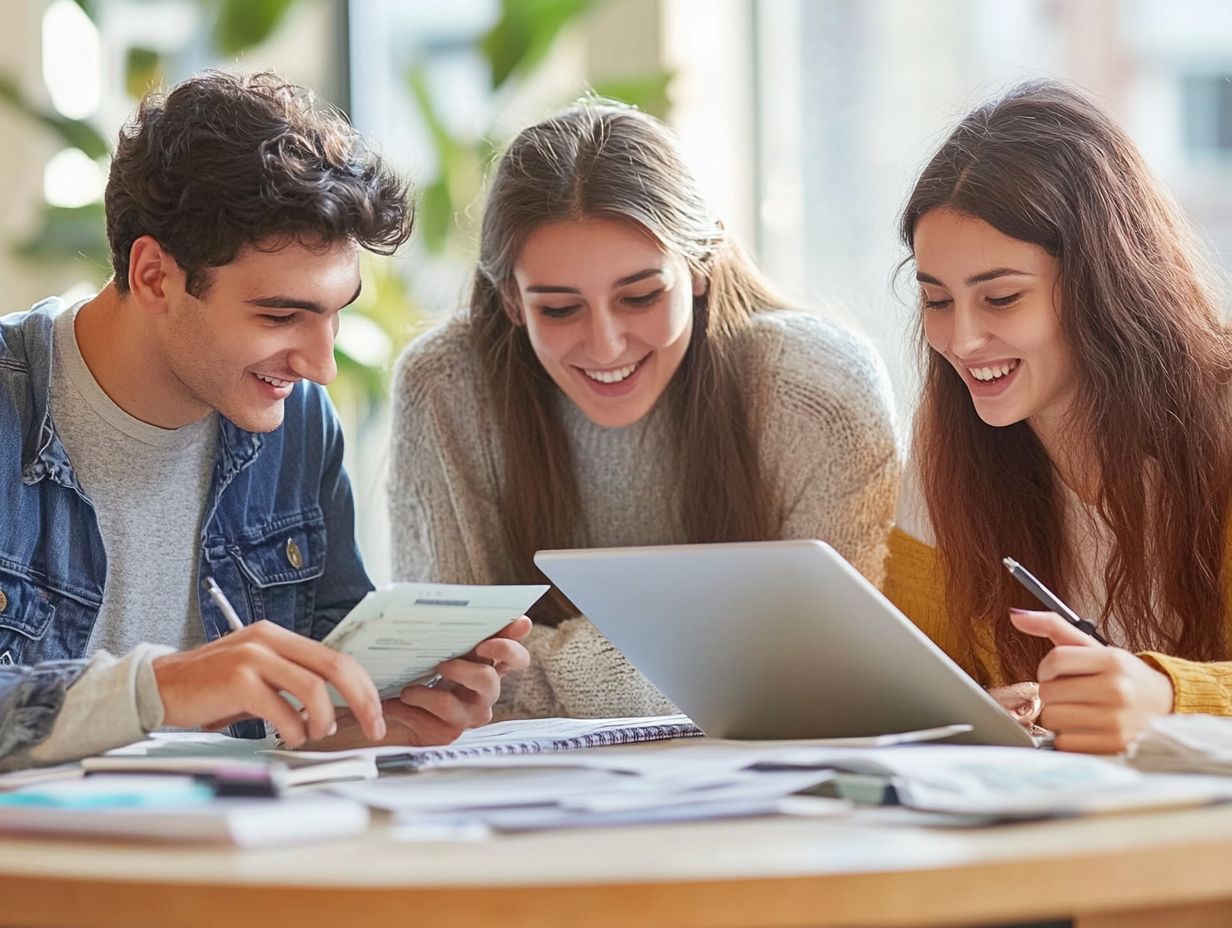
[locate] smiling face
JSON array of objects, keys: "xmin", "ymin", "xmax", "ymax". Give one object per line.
[
  {"xmin": 155, "ymin": 237, "xmax": 361, "ymax": 432},
  {"xmin": 512, "ymin": 216, "xmax": 702, "ymax": 428},
  {"xmin": 913, "ymin": 208, "xmax": 1078, "ymax": 438}
]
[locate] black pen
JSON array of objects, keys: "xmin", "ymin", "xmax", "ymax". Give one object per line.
[{"xmin": 1002, "ymin": 557, "xmax": 1111, "ymax": 646}]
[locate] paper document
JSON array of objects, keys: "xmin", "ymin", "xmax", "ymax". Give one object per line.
[
  {"xmin": 751, "ymin": 743, "xmax": 1232, "ymax": 819},
  {"xmin": 321, "ymin": 582, "xmax": 548, "ymax": 702},
  {"xmin": 91, "ymin": 731, "xmax": 376, "ymax": 787},
  {"xmin": 1129, "ymin": 714, "xmax": 1232, "ymax": 775}
]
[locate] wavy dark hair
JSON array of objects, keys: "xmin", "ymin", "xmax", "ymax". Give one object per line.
[
  {"xmin": 901, "ymin": 80, "xmax": 1232, "ymax": 682},
  {"xmin": 105, "ymin": 70, "xmax": 412, "ymax": 296},
  {"xmin": 471, "ymin": 101, "xmax": 787, "ymax": 624}
]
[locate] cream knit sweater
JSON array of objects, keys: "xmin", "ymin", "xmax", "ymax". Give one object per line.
[{"xmin": 388, "ymin": 310, "xmax": 900, "ymax": 719}]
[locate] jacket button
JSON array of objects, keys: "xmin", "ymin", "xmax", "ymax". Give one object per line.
[
  {"xmin": 0, "ymin": 590, "xmax": 6, "ymax": 614},
  {"xmin": 285, "ymin": 538, "xmax": 303, "ymax": 569}
]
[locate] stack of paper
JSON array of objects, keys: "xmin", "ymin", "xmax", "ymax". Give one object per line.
[
  {"xmin": 352, "ymin": 735, "xmax": 1232, "ymax": 828},
  {"xmin": 334, "ymin": 762, "xmax": 843, "ymax": 834},
  {"xmin": 92, "ymin": 731, "xmax": 377, "ymax": 787},
  {"xmin": 1129, "ymin": 714, "xmax": 1232, "ymax": 774}
]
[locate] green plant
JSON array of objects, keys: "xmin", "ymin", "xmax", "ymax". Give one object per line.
[{"xmin": 409, "ymin": 0, "xmax": 674, "ymax": 263}]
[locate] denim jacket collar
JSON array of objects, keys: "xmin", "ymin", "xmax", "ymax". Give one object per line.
[{"xmin": 11, "ymin": 300, "xmax": 85, "ymax": 495}]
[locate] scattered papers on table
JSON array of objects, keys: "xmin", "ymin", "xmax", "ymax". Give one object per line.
[{"xmin": 1130, "ymin": 714, "xmax": 1232, "ymax": 775}]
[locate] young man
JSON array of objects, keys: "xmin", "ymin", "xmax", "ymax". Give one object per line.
[{"xmin": 0, "ymin": 71, "xmax": 529, "ymax": 771}]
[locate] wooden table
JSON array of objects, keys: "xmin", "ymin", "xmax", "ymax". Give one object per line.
[{"xmin": 3, "ymin": 799, "xmax": 1232, "ymax": 927}]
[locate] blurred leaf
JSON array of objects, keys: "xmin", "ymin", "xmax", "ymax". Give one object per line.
[
  {"xmin": 329, "ymin": 252, "xmax": 426, "ymax": 410},
  {"xmin": 124, "ymin": 46, "xmax": 164, "ymax": 99},
  {"xmin": 590, "ymin": 69, "xmax": 674, "ymax": 119},
  {"xmin": 0, "ymin": 75, "xmax": 111, "ymax": 159},
  {"xmin": 406, "ymin": 66, "xmax": 485, "ymax": 256},
  {"xmin": 212, "ymin": 0, "xmax": 298, "ymax": 56},
  {"xmin": 333, "ymin": 346, "xmax": 386, "ymax": 402},
  {"xmin": 407, "ymin": 66, "xmax": 461, "ymax": 165},
  {"xmin": 71, "ymin": 0, "xmax": 96, "ymax": 21},
  {"xmin": 481, "ymin": 0, "xmax": 597, "ymax": 90},
  {"xmin": 15, "ymin": 203, "xmax": 110, "ymax": 274},
  {"xmin": 418, "ymin": 176, "xmax": 455, "ymax": 254}
]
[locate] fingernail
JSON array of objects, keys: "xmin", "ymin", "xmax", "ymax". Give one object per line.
[
  {"xmin": 376, "ymin": 718, "xmax": 387, "ymax": 740},
  {"xmin": 327, "ymin": 721, "xmax": 337, "ymax": 737},
  {"xmin": 1009, "ymin": 608, "xmax": 1031, "ymax": 615}
]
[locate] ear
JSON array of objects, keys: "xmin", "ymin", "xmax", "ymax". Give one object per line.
[
  {"xmin": 692, "ymin": 269, "xmax": 709, "ymax": 299},
  {"xmin": 127, "ymin": 236, "xmax": 181, "ymax": 316}
]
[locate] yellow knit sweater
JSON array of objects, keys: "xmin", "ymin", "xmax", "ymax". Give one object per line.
[{"xmin": 884, "ymin": 527, "xmax": 1232, "ymax": 715}]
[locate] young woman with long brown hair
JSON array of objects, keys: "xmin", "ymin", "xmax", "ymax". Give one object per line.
[
  {"xmin": 885, "ymin": 80, "xmax": 1232, "ymax": 754},
  {"xmin": 389, "ymin": 101, "xmax": 899, "ymax": 719}
]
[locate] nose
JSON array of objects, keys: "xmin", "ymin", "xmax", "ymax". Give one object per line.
[
  {"xmin": 287, "ymin": 314, "xmax": 339, "ymax": 386},
  {"xmin": 946, "ymin": 302, "xmax": 990, "ymax": 361},
  {"xmin": 585, "ymin": 304, "xmax": 626, "ymax": 365}
]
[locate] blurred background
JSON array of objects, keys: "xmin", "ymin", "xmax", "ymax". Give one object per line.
[{"xmin": 5, "ymin": 0, "xmax": 1231, "ymax": 581}]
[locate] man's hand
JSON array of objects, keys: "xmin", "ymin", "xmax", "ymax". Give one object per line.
[
  {"xmin": 1010, "ymin": 608, "xmax": 1174, "ymax": 754},
  {"xmin": 303, "ymin": 615, "xmax": 533, "ymax": 750},
  {"xmin": 152, "ymin": 621, "xmax": 386, "ymax": 747}
]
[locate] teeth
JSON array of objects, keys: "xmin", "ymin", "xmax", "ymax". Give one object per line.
[
  {"xmin": 257, "ymin": 374, "xmax": 291, "ymax": 388},
  {"xmin": 584, "ymin": 362, "xmax": 639, "ymax": 384},
  {"xmin": 969, "ymin": 360, "xmax": 1018, "ymax": 382}
]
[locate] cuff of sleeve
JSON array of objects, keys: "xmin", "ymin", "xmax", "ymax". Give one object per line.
[
  {"xmin": 1138, "ymin": 651, "xmax": 1232, "ymax": 715},
  {"xmin": 135, "ymin": 645, "xmax": 173, "ymax": 732},
  {"xmin": 25, "ymin": 643, "xmax": 176, "ymax": 767}
]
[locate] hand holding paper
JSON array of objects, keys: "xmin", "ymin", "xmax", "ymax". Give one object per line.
[
  {"xmin": 303, "ymin": 583, "xmax": 545, "ymax": 749},
  {"xmin": 314, "ymin": 615, "xmax": 533, "ymax": 750}
]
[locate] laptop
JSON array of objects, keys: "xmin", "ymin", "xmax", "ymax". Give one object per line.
[{"xmin": 534, "ymin": 540, "xmax": 1034, "ymax": 747}]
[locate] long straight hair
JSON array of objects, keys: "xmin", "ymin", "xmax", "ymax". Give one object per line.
[
  {"xmin": 901, "ymin": 80, "xmax": 1232, "ymax": 682},
  {"xmin": 471, "ymin": 102, "xmax": 785, "ymax": 623}
]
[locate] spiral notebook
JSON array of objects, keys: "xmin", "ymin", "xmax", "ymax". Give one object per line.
[{"xmin": 266, "ymin": 714, "xmax": 703, "ymax": 773}]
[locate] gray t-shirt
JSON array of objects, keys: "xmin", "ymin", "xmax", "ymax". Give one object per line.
[{"xmin": 52, "ymin": 303, "xmax": 215, "ymax": 654}]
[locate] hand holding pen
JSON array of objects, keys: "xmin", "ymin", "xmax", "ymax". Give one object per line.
[
  {"xmin": 145, "ymin": 578, "xmax": 386, "ymax": 747},
  {"xmin": 1002, "ymin": 558, "xmax": 1109, "ymax": 645},
  {"xmin": 1001, "ymin": 556, "xmax": 1174, "ymax": 754}
]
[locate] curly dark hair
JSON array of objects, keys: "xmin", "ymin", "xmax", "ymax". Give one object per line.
[{"xmin": 105, "ymin": 70, "xmax": 413, "ymax": 296}]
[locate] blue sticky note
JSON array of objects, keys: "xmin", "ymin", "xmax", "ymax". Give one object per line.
[{"xmin": 0, "ymin": 775, "xmax": 214, "ymax": 809}]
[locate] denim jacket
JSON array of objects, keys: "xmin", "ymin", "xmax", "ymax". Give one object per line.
[{"xmin": 0, "ymin": 298, "xmax": 374, "ymax": 744}]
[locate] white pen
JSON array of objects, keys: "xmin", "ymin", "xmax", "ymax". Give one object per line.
[{"xmin": 205, "ymin": 576, "xmax": 245, "ymax": 633}]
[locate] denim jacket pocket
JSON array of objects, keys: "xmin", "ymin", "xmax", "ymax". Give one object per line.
[
  {"xmin": 228, "ymin": 511, "xmax": 327, "ymax": 636},
  {"xmin": 0, "ymin": 567, "xmax": 95, "ymax": 665}
]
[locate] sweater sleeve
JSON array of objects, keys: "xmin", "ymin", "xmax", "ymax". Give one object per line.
[
  {"xmin": 497, "ymin": 618, "xmax": 678, "ymax": 720},
  {"xmin": 762, "ymin": 313, "xmax": 900, "ymax": 587},
  {"xmin": 1138, "ymin": 653, "xmax": 1232, "ymax": 715},
  {"xmin": 0, "ymin": 644, "xmax": 171, "ymax": 772}
]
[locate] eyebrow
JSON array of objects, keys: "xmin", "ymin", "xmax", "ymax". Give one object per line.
[
  {"xmin": 246, "ymin": 280, "xmax": 363, "ymax": 314},
  {"xmin": 525, "ymin": 268, "xmax": 664, "ymax": 295},
  {"xmin": 916, "ymin": 268, "xmax": 1034, "ymax": 288}
]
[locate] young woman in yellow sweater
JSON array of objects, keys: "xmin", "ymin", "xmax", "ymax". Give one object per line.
[{"xmin": 885, "ymin": 80, "xmax": 1232, "ymax": 754}]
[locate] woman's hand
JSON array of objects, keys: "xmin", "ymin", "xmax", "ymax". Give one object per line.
[
  {"xmin": 1010, "ymin": 608, "xmax": 1174, "ymax": 754},
  {"xmin": 987, "ymin": 682, "xmax": 1042, "ymax": 728},
  {"xmin": 298, "ymin": 616, "xmax": 533, "ymax": 750}
]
